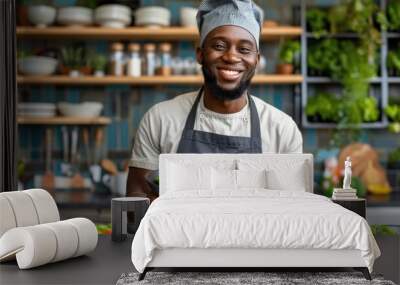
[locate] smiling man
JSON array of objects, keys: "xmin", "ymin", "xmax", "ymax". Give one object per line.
[{"xmin": 127, "ymin": 0, "xmax": 303, "ymax": 200}]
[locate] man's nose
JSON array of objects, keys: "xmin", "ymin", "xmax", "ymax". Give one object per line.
[{"xmin": 221, "ymin": 47, "xmax": 241, "ymax": 62}]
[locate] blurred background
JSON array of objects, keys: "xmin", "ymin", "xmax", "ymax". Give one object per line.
[
  {"xmin": 15, "ymin": 0, "xmax": 399, "ymax": 227},
  {"xmin": 9, "ymin": 0, "xmax": 400, "ymax": 282}
]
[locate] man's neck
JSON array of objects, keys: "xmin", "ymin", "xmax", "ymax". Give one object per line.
[{"xmin": 203, "ymin": 86, "xmax": 248, "ymax": 114}]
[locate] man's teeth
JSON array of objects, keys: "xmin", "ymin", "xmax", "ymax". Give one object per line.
[{"xmin": 221, "ymin": 69, "xmax": 239, "ymax": 75}]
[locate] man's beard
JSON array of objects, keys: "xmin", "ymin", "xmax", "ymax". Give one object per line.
[{"xmin": 201, "ymin": 65, "xmax": 254, "ymax": 101}]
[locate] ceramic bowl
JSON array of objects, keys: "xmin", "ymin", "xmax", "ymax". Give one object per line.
[
  {"xmin": 57, "ymin": 102, "xmax": 103, "ymax": 117},
  {"xmin": 180, "ymin": 7, "xmax": 198, "ymax": 27},
  {"xmin": 18, "ymin": 56, "xmax": 58, "ymax": 75},
  {"xmin": 95, "ymin": 5, "xmax": 132, "ymax": 28},
  {"xmin": 134, "ymin": 6, "xmax": 170, "ymax": 27},
  {"xmin": 27, "ymin": 5, "xmax": 56, "ymax": 28},
  {"xmin": 57, "ymin": 7, "xmax": 93, "ymax": 26}
]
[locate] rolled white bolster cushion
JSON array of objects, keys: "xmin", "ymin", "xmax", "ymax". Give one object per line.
[
  {"xmin": 1, "ymin": 191, "xmax": 39, "ymax": 227},
  {"xmin": 24, "ymin": 189, "xmax": 60, "ymax": 224},
  {"xmin": 0, "ymin": 226, "xmax": 57, "ymax": 269},
  {"xmin": 66, "ymin": 218, "xmax": 98, "ymax": 257},
  {"xmin": 0, "ymin": 196, "xmax": 17, "ymax": 237},
  {"xmin": 42, "ymin": 221, "xmax": 79, "ymax": 263},
  {"xmin": 0, "ymin": 218, "xmax": 98, "ymax": 269}
]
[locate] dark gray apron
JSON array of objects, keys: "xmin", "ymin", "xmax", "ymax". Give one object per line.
[{"xmin": 177, "ymin": 87, "xmax": 262, "ymax": 153}]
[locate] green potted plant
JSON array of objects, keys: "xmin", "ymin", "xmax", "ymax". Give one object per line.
[
  {"xmin": 60, "ymin": 47, "xmax": 91, "ymax": 77},
  {"xmin": 276, "ymin": 40, "xmax": 300, "ymax": 75},
  {"xmin": 88, "ymin": 53, "xmax": 107, "ymax": 77}
]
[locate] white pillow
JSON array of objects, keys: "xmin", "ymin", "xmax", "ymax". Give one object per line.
[
  {"xmin": 212, "ymin": 168, "xmax": 237, "ymax": 190},
  {"xmin": 167, "ymin": 163, "xmax": 212, "ymax": 191},
  {"xmin": 266, "ymin": 164, "xmax": 307, "ymax": 191},
  {"xmin": 237, "ymin": 169, "xmax": 267, "ymax": 189},
  {"xmin": 211, "ymin": 169, "xmax": 268, "ymax": 190}
]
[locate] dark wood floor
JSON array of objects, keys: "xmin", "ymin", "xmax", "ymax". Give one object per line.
[{"xmin": 0, "ymin": 235, "xmax": 134, "ymax": 285}]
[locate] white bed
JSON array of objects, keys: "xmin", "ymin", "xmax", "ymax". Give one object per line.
[{"xmin": 131, "ymin": 154, "xmax": 380, "ymax": 280}]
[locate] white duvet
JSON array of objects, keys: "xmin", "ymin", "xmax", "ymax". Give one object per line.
[{"xmin": 131, "ymin": 190, "xmax": 380, "ymax": 273}]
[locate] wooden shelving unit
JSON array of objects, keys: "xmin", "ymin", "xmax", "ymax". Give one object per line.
[
  {"xmin": 17, "ymin": 75, "xmax": 303, "ymax": 85},
  {"xmin": 16, "ymin": 26, "xmax": 302, "ymax": 41},
  {"xmin": 17, "ymin": 116, "xmax": 111, "ymax": 125}
]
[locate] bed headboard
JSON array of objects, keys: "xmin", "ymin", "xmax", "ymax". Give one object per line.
[{"xmin": 159, "ymin": 153, "xmax": 314, "ymax": 195}]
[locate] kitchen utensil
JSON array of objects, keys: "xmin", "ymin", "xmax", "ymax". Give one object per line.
[
  {"xmin": 94, "ymin": 127, "xmax": 104, "ymax": 164},
  {"xmin": 101, "ymin": 159, "xmax": 118, "ymax": 176},
  {"xmin": 70, "ymin": 126, "xmax": 85, "ymax": 189},
  {"xmin": 82, "ymin": 127, "xmax": 91, "ymax": 166},
  {"xmin": 60, "ymin": 126, "xmax": 72, "ymax": 176},
  {"xmin": 41, "ymin": 128, "xmax": 54, "ymax": 191}
]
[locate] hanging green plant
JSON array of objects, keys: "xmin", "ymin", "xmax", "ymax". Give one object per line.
[
  {"xmin": 306, "ymin": 8, "xmax": 329, "ymax": 38},
  {"xmin": 306, "ymin": 92, "xmax": 340, "ymax": 122},
  {"xmin": 387, "ymin": 48, "xmax": 400, "ymax": 76},
  {"xmin": 387, "ymin": 1, "xmax": 400, "ymax": 31}
]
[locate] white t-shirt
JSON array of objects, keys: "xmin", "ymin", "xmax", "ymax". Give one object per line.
[{"xmin": 130, "ymin": 90, "xmax": 303, "ymax": 170}]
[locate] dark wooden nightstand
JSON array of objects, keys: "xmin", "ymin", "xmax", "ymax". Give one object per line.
[{"xmin": 332, "ymin": 198, "xmax": 366, "ymax": 218}]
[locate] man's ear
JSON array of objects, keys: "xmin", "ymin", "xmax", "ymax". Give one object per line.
[{"xmin": 196, "ymin": 46, "xmax": 203, "ymax": 65}]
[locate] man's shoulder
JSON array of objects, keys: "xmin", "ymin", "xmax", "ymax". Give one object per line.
[
  {"xmin": 149, "ymin": 91, "xmax": 198, "ymax": 117},
  {"xmin": 251, "ymin": 95, "xmax": 295, "ymax": 125}
]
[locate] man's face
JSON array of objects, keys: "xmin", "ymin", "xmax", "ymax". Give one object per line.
[{"xmin": 197, "ymin": 25, "xmax": 260, "ymax": 101}]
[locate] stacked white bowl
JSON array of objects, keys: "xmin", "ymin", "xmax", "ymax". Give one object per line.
[
  {"xmin": 134, "ymin": 6, "xmax": 171, "ymax": 27},
  {"xmin": 57, "ymin": 6, "xmax": 94, "ymax": 26},
  {"xmin": 57, "ymin": 102, "xmax": 103, "ymax": 118},
  {"xmin": 94, "ymin": 4, "xmax": 132, "ymax": 28},
  {"xmin": 180, "ymin": 7, "xmax": 198, "ymax": 27},
  {"xmin": 27, "ymin": 5, "xmax": 56, "ymax": 28},
  {"xmin": 18, "ymin": 56, "xmax": 58, "ymax": 76}
]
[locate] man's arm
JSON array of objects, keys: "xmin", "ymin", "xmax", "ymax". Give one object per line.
[{"xmin": 126, "ymin": 167, "xmax": 157, "ymax": 200}]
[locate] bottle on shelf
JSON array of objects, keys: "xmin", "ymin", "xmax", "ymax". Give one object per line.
[
  {"xmin": 157, "ymin": 42, "xmax": 172, "ymax": 76},
  {"xmin": 109, "ymin": 42, "xmax": 125, "ymax": 76},
  {"xmin": 142, "ymin": 43, "xmax": 157, "ymax": 76},
  {"xmin": 127, "ymin": 43, "xmax": 141, "ymax": 77}
]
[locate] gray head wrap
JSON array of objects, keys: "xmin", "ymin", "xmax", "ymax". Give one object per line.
[{"xmin": 196, "ymin": 0, "xmax": 263, "ymax": 49}]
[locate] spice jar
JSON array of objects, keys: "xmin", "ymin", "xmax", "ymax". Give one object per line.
[
  {"xmin": 142, "ymin": 43, "xmax": 156, "ymax": 76},
  {"xmin": 109, "ymin": 42, "xmax": 125, "ymax": 76},
  {"xmin": 157, "ymin": 43, "xmax": 172, "ymax": 76},
  {"xmin": 127, "ymin": 43, "xmax": 141, "ymax": 77}
]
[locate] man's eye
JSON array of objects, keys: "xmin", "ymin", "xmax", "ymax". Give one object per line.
[
  {"xmin": 239, "ymin": 47, "xmax": 251, "ymax": 54},
  {"xmin": 213, "ymin": 44, "xmax": 226, "ymax": 50}
]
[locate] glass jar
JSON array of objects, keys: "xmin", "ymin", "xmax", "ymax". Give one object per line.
[
  {"xmin": 157, "ymin": 43, "xmax": 172, "ymax": 76},
  {"xmin": 109, "ymin": 42, "xmax": 125, "ymax": 76},
  {"xmin": 127, "ymin": 43, "xmax": 141, "ymax": 77},
  {"xmin": 142, "ymin": 43, "xmax": 156, "ymax": 76}
]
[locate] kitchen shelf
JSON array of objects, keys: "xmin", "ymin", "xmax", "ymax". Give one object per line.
[
  {"xmin": 388, "ymin": 77, "xmax": 400, "ymax": 84},
  {"xmin": 305, "ymin": 32, "xmax": 361, "ymax": 39},
  {"xmin": 306, "ymin": 77, "xmax": 382, "ymax": 84},
  {"xmin": 17, "ymin": 116, "xmax": 111, "ymax": 125},
  {"xmin": 17, "ymin": 75, "xmax": 304, "ymax": 85},
  {"xmin": 16, "ymin": 26, "xmax": 302, "ymax": 41},
  {"xmin": 302, "ymin": 122, "xmax": 388, "ymax": 129}
]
